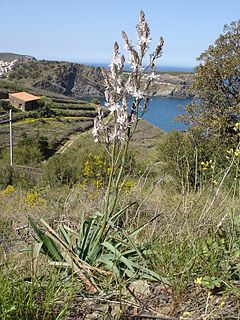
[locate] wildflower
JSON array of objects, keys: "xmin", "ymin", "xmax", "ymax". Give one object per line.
[
  {"xmin": 180, "ymin": 311, "xmax": 191, "ymax": 319},
  {"xmin": 132, "ymin": 89, "xmax": 144, "ymax": 99},
  {"xmin": 93, "ymin": 11, "xmax": 164, "ymax": 145},
  {"xmin": 233, "ymin": 122, "xmax": 240, "ymax": 132},
  {"xmin": 147, "ymin": 72, "xmax": 157, "ymax": 81},
  {"xmin": 2, "ymin": 185, "xmax": 15, "ymax": 195},
  {"xmin": 107, "ymin": 102, "xmax": 121, "ymax": 113},
  {"xmin": 136, "ymin": 10, "xmax": 151, "ymax": 54},
  {"xmin": 220, "ymin": 300, "xmax": 225, "ymax": 309},
  {"xmin": 123, "ymin": 180, "xmax": 135, "ymax": 193},
  {"xmin": 22, "ymin": 191, "xmax": 45, "ymax": 207},
  {"xmin": 194, "ymin": 277, "xmax": 203, "ymax": 285},
  {"xmin": 227, "ymin": 148, "xmax": 233, "ymax": 155},
  {"xmin": 92, "ymin": 107, "xmax": 104, "ymax": 143},
  {"xmin": 235, "ymin": 148, "xmax": 240, "ymax": 157}
]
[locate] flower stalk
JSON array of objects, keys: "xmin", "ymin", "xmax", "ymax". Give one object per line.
[{"xmin": 92, "ymin": 10, "xmax": 164, "ymax": 243}]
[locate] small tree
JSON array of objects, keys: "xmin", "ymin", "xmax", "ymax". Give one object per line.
[{"xmin": 183, "ymin": 20, "xmax": 240, "ymax": 140}]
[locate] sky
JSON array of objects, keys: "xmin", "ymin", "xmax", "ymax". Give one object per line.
[{"xmin": 0, "ymin": 0, "xmax": 239, "ymax": 68}]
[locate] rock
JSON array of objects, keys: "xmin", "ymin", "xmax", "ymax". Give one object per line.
[
  {"xmin": 32, "ymin": 63, "xmax": 105, "ymax": 97},
  {"xmin": 152, "ymin": 73, "xmax": 194, "ymax": 98},
  {"xmin": 129, "ymin": 280, "xmax": 151, "ymax": 296}
]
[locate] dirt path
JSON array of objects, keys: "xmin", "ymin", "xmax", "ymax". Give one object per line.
[{"xmin": 56, "ymin": 130, "xmax": 89, "ymax": 154}]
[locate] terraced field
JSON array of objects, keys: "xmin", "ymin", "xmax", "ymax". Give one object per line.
[{"xmin": 0, "ymin": 96, "xmax": 103, "ymax": 156}]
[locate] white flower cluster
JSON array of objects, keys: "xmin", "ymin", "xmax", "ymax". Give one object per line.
[{"xmin": 93, "ymin": 11, "xmax": 164, "ymax": 145}]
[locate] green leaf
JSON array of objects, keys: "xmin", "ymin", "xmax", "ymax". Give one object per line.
[
  {"xmin": 102, "ymin": 241, "xmax": 135, "ymax": 274},
  {"xmin": 59, "ymin": 224, "xmax": 71, "ymax": 245},
  {"xmin": 29, "ymin": 218, "xmax": 63, "ymax": 261},
  {"xmin": 31, "ymin": 242, "xmax": 42, "ymax": 278}
]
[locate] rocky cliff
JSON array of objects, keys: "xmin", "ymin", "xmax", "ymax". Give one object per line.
[
  {"xmin": 6, "ymin": 59, "xmax": 105, "ymax": 97},
  {"xmin": 2, "ymin": 53, "xmax": 194, "ymax": 98},
  {"xmin": 148, "ymin": 72, "xmax": 194, "ymax": 98},
  {"xmin": 32, "ymin": 63, "xmax": 105, "ymax": 97}
]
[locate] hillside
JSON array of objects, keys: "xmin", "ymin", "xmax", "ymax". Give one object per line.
[
  {"xmin": 0, "ymin": 53, "xmax": 194, "ymax": 98},
  {"xmin": 0, "ymin": 53, "xmax": 36, "ymax": 78},
  {"xmin": 0, "ymin": 52, "xmax": 36, "ymax": 62},
  {"xmin": 7, "ymin": 59, "xmax": 105, "ymax": 98},
  {"xmin": 150, "ymin": 72, "xmax": 194, "ymax": 98},
  {"xmin": 0, "ymin": 95, "xmax": 104, "ymax": 163}
]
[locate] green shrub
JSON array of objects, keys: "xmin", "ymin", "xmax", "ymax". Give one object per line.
[
  {"xmin": 43, "ymin": 154, "xmax": 79, "ymax": 187},
  {"xmin": 0, "ymin": 166, "xmax": 12, "ymax": 188},
  {"xmin": 157, "ymin": 130, "xmax": 239, "ymax": 190},
  {"xmin": 0, "ymin": 100, "xmax": 10, "ymax": 111},
  {"xmin": 158, "ymin": 131, "xmax": 197, "ymax": 188},
  {"xmin": 1, "ymin": 134, "xmax": 50, "ymax": 167}
]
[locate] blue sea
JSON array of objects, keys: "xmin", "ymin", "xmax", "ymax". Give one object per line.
[
  {"xmin": 83, "ymin": 96, "xmax": 191, "ymax": 132},
  {"xmin": 77, "ymin": 62, "xmax": 192, "ymax": 132},
  {"xmin": 82, "ymin": 62, "xmax": 194, "ymax": 73},
  {"xmin": 142, "ymin": 97, "xmax": 190, "ymax": 131}
]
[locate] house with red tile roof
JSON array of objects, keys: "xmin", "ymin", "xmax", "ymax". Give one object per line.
[{"xmin": 9, "ymin": 92, "xmax": 40, "ymax": 111}]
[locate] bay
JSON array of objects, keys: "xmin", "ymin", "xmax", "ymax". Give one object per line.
[
  {"xmin": 82, "ymin": 96, "xmax": 191, "ymax": 132},
  {"xmin": 143, "ymin": 97, "xmax": 190, "ymax": 132}
]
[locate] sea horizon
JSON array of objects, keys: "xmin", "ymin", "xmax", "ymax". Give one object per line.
[
  {"xmin": 83, "ymin": 62, "xmax": 195, "ymax": 73},
  {"xmin": 35, "ymin": 55, "xmax": 195, "ymax": 73}
]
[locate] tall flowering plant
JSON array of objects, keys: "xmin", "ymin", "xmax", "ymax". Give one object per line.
[
  {"xmin": 28, "ymin": 12, "xmax": 167, "ymax": 293},
  {"xmin": 93, "ymin": 11, "xmax": 164, "ymax": 230}
]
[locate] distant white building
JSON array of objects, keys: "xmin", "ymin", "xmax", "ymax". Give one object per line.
[{"xmin": 0, "ymin": 59, "xmax": 18, "ymax": 78}]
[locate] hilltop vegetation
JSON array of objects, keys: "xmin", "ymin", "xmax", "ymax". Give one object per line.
[
  {"xmin": 0, "ymin": 53, "xmax": 194, "ymax": 99},
  {"xmin": 0, "ymin": 52, "xmax": 36, "ymax": 62},
  {"xmin": 7, "ymin": 60, "xmax": 105, "ymax": 97}
]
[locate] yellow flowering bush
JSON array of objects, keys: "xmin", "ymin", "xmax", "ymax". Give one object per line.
[
  {"xmin": 122, "ymin": 179, "xmax": 136, "ymax": 193},
  {"xmin": 22, "ymin": 191, "xmax": 45, "ymax": 207},
  {"xmin": 2, "ymin": 185, "xmax": 15, "ymax": 196},
  {"xmin": 83, "ymin": 154, "xmax": 110, "ymax": 190}
]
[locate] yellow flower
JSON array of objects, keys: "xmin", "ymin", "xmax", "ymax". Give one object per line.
[
  {"xmin": 194, "ymin": 277, "xmax": 203, "ymax": 285},
  {"xmin": 234, "ymin": 122, "xmax": 240, "ymax": 132},
  {"xmin": 22, "ymin": 191, "xmax": 45, "ymax": 207},
  {"xmin": 2, "ymin": 185, "xmax": 15, "ymax": 195},
  {"xmin": 123, "ymin": 180, "xmax": 135, "ymax": 193},
  {"xmin": 96, "ymin": 178, "xmax": 103, "ymax": 189},
  {"xmin": 234, "ymin": 149, "xmax": 240, "ymax": 157},
  {"xmin": 180, "ymin": 311, "xmax": 191, "ymax": 319},
  {"xmin": 220, "ymin": 300, "xmax": 225, "ymax": 309}
]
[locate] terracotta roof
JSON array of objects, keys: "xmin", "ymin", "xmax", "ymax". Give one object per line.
[{"xmin": 9, "ymin": 92, "xmax": 40, "ymax": 102}]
